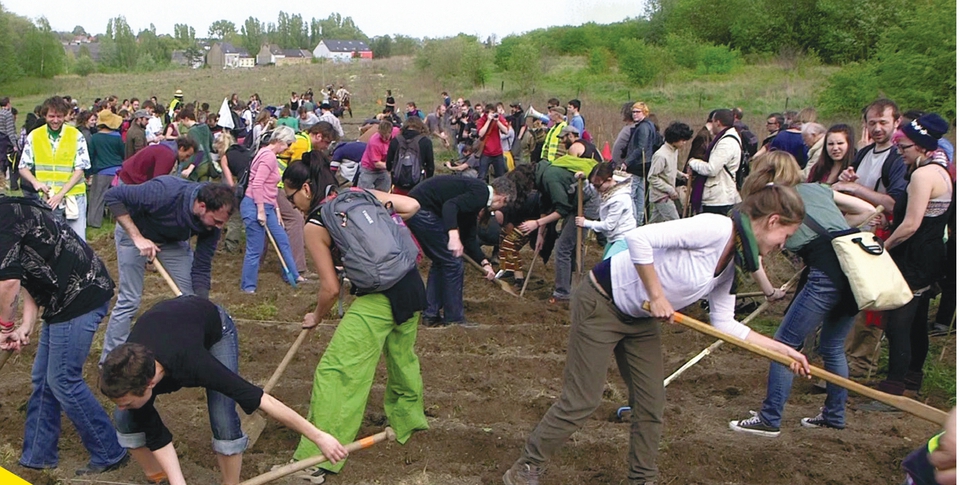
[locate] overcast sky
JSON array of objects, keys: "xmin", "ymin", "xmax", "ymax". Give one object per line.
[{"xmin": 8, "ymin": 0, "xmax": 643, "ymax": 40}]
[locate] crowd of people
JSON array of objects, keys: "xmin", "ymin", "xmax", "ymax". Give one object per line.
[{"xmin": 0, "ymin": 87, "xmax": 956, "ymax": 485}]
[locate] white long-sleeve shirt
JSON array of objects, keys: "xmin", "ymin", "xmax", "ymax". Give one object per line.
[
  {"xmin": 609, "ymin": 213, "xmax": 751, "ymax": 340},
  {"xmin": 583, "ymin": 179, "xmax": 636, "ymax": 243}
]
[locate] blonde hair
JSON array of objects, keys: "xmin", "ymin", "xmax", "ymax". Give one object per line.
[
  {"xmin": 796, "ymin": 107, "xmax": 818, "ymax": 125},
  {"xmin": 632, "ymin": 102, "xmax": 649, "ymax": 116},
  {"xmin": 214, "ymin": 133, "xmax": 234, "ymax": 157},
  {"xmin": 740, "ymin": 151, "xmax": 804, "ymax": 198}
]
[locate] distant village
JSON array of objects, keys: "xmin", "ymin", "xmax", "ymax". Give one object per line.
[{"xmin": 64, "ymin": 35, "xmax": 373, "ymax": 69}]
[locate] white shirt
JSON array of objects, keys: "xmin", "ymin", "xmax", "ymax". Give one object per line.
[
  {"xmin": 146, "ymin": 116, "xmax": 163, "ymax": 144},
  {"xmin": 609, "ymin": 214, "xmax": 751, "ymax": 340},
  {"xmin": 856, "ymin": 146, "xmax": 892, "ymax": 193},
  {"xmin": 320, "ymin": 111, "xmax": 344, "ymax": 138}
]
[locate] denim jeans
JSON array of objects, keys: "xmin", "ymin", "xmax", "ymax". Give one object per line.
[
  {"xmin": 240, "ymin": 197, "xmax": 299, "ymax": 291},
  {"xmin": 51, "ymin": 193, "xmax": 87, "ymax": 241},
  {"xmin": 114, "ymin": 305, "xmax": 248, "ymax": 455},
  {"xmin": 759, "ymin": 268, "xmax": 856, "ymax": 428},
  {"xmin": 630, "ymin": 175, "xmax": 646, "ymax": 226},
  {"xmin": 21, "ymin": 302, "xmax": 126, "ymax": 469},
  {"xmin": 477, "ymin": 154, "xmax": 508, "ymax": 182},
  {"xmin": 100, "ymin": 224, "xmax": 195, "ymax": 364},
  {"xmin": 553, "ymin": 216, "xmax": 585, "ymax": 300},
  {"xmin": 406, "ymin": 209, "xmax": 465, "ymax": 323}
]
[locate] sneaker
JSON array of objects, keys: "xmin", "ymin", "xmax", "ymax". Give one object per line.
[
  {"xmin": 503, "ymin": 460, "xmax": 542, "ymax": 485},
  {"xmin": 301, "ymin": 271, "xmax": 319, "ymax": 281},
  {"xmin": 76, "ymin": 452, "xmax": 130, "ymax": 476},
  {"xmin": 729, "ymin": 411, "xmax": 780, "ymax": 437},
  {"xmin": 298, "ymin": 467, "xmax": 330, "ymax": 484},
  {"xmin": 929, "ymin": 323, "xmax": 954, "ymax": 337},
  {"xmin": 800, "ymin": 409, "xmax": 844, "ymax": 429},
  {"xmin": 421, "ymin": 315, "xmax": 443, "ymax": 327}
]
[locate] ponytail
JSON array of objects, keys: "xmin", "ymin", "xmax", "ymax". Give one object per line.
[{"xmin": 281, "ymin": 150, "xmax": 338, "ymax": 212}]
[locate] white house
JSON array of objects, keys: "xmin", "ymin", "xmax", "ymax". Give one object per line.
[
  {"xmin": 312, "ymin": 39, "xmax": 372, "ymax": 62},
  {"xmin": 207, "ymin": 42, "xmax": 255, "ymax": 69}
]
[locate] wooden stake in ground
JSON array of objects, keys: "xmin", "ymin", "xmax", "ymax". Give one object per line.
[
  {"xmin": 240, "ymin": 427, "xmax": 396, "ymax": 485},
  {"xmin": 242, "ymin": 327, "xmax": 311, "ymax": 449},
  {"xmin": 575, "ymin": 173, "xmax": 585, "ymax": 282},
  {"xmin": 643, "ymin": 302, "xmax": 948, "ymax": 426},
  {"xmin": 520, "ymin": 249, "xmax": 540, "ymax": 298},
  {"xmin": 462, "ymin": 254, "xmax": 519, "ymax": 297}
]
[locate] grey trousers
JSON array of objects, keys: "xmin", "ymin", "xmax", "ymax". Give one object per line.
[
  {"xmin": 100, "ymin": 225, "xmax": 194, "ymax": 364},
  {"xmin": 275, "ymin": 188, "xmax": 307, "ymax": 273},
  {"xmin": 223, "ymin": 209, "xmax": 244, "ymax": 253},
  {"xmin": 553, "ymin": 216, "xmax": 585, "ymax": 300},
  {"xmin": 87, "ymin": 174, "xmax": 114, "ymax": 228},
  {"xmin": 519, "ymin": 278, "xmax": 664, "ymax": 483},
  {"xmin": 648, "ymin": 199, "xmax": 679, "ymax": 224},
  {"xmin": 358, "ymin": 169, "xmax": 391, "ymax": 192}
]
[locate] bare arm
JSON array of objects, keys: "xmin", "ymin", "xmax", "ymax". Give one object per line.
[
  {"xmin": 303, "ymin": 223, "xmax": 340, "ymax": 327},
  {"xmin": 220, "ymin": 155, "xmax": 234, "ymax": 187},
  {"xmin": 152, "ymin": 444, "xmax": 186, "ymax": 485},
  {"xmin": 883, "ymin": 169, "xmax": 934, "ymax": 250},
  {"xmin": 367, "ymin": 190, "xmax": 420, "ymax": 220},
  {"xmin": 832, "ymin": 181, "xmax": 896, "ymax": 213},
  {"xmin": 832, "ymin": 191, "xmax": 876, "ymax": 227},
  {"xmin": 258, "ymin": 393, "xmax": 347, "ymax": 463}
]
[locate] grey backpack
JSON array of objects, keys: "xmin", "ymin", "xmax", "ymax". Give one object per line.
[
  {"xmin": 391, "ymin": 134, "xmax": 424, "ymax": 189},
  {"xmin": 315, "ymin": 188, "xmax": 417, "ymax": 293}
]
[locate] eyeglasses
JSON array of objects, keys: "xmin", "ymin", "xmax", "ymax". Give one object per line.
[
  {"xmin": 631, "ymin": 109, "xmax": 643, "ymax": 114},
  {"xmin": 896, "ymin": 143, "xmax": 915, "ymax": 151},
  {"xmin": 285, "ymin": 190, "xmax": 298, "ymax": 203}
]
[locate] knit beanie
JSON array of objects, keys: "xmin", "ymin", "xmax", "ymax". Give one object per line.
[{"xmin": 901, "ymin": 113, "xmax": 948, "ymax": 151}]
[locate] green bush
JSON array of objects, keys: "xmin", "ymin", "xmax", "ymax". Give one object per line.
[
  {"xmin": 585, "ymin": 46, "xmax": 613, "ymax": 76},
  {"xmin": 817, "ymin": 0, "xmax": 955, "ymax": 120},
  {"xmin": 696, "ymin": 44, "xmax": 742, "ymax": 74},
  {"xmin": 616, "ymin": 39, "xmax": 670, "ymax": 87},
  {"xmin": 506, "ymin": 39, "xmax": 541, "ymax": 91},
  {"xmin": 74, "ymin": 55, "xmax": 97, "ymax": 77},
  {"xmin": 663, "ymin": 32, "xmax": 702, "ymax": 69}
]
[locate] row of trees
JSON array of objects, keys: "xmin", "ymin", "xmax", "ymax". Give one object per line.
[{"xmin": 211, "ymin": 12, "xmax": 368, "ymax": 56}]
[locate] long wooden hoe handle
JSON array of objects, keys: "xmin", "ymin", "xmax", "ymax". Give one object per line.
[
  {"xmin": 643, "ymin": 302, "xmax": 948, "ymax": 426},
  {"xmin": 462, "ymin": 254, "xmax": 519, "ymax": 297},
  {"xmin": 575, "ymin": 174, "xmax": 585, "ymax": 279},
  {"xmin": 262, "ymin": 328, "xmax": 310, "ymax": 394},
  {"xmin": 152, "ymin": 259, "xmax": 183, "ymax": 297},
  {"xmin": 240, "ymin": 427, "xmax": 397, "ymax": 485}
]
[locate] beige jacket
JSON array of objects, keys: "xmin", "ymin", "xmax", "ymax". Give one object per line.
[{"xmin": 688, "ymin": 127, "xmax": 742, "ymax": 207}]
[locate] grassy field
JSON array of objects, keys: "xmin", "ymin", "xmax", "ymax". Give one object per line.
[{"xmin": 8, "ymin": 55, "xmax": 844, "ymax": 145}]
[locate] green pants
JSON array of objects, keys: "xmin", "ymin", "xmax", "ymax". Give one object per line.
[{"xmin": 293, "ymin": 293, "xmax": 428, "ymax": 473}]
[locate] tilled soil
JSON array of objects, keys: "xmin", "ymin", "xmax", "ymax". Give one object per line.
[{"xmin": 0, "ymin": 237, "xmax": 945, "ymax": 485}]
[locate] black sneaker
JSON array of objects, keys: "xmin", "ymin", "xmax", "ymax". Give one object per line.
[
  {"xmin": 928, "ymin": 323, "xmax": 954, "ymax": 337},
  {"xmin": 800, "ymin": 408, "xmax": 844, "ymax": 429},
  {"xmin": 729, "ymin": 412, "xmax": 780, "ymax": 437},
  {"xmin": 76, "ymin": 452, "xmax": 130, "ymax": 476},
  {"xmin": 421, "ymin": 315, "xmax": 443, "ymax": 327}
]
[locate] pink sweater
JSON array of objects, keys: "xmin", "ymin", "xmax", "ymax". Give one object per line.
[
  {"xmin": 245, "ymin": 146, "xmax": 280, "ymax": 207},
  {"xmin": 360, "ymin": 127, "xmax": 400, "ymax": 171}
]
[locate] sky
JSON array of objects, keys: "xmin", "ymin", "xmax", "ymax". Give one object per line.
[{"xmin": 8, "ymin": 0, "xmax": 644, "ymax": 40}]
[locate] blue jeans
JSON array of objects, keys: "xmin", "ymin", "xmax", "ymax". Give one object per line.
[
  {"xmin": 240, "ymin": 197, "xmax": 299, "ymax": 291},
  {"xmin": 114, "ymin": 305, "xmax": 248, "ymax": 455},
  {"xmin": 100, "ymin": 225, "xmax": 194, "ymax": 364},
  {"xmin": 51, "ymin": 193, "xmax": 87, "ymax": 241},
  {"xmin": 406, "ymin": 209, "xmax": 465, "ymax": 323},
  {"xmin": 630, "ymin": 175, "xmax": 646, "ymax": 226},
  {"xmin": 759, "ymin": 268, "xmax": 856, "ymax": 428},
  {"xmin": 477, "ymin": 154, "xmax": 507, "ymax": 182},
  {"xmin": 21, "ymin": 302, "xmax": 126, "ymax": 469}
]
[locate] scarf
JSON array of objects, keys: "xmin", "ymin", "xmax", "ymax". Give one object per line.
[
  {"xmin": 730, "ymin": 209, "xmax": 761, "ymax": 293},
  {"xmin": 689, "ymin": 126, "xmax": 731, "ymax": 213}
]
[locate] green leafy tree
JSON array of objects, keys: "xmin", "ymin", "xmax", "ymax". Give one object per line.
[
  {"xmin": 0, "ymin": 4, "xmax": 24, "ymax": 83},
  {"xmin": 173, "ymin": 23, "xmax": 196, "ymax": 47},
  {"xmin": 138, "ymin": 25, "xmax": 171, "ymax": 65},
  {"xmin": 73, "ymin": 55, "xmax": 96, "ymax": 76},
  {"xmin": 208, "ymin": 20, "xmax": 236, "ymax": 41},
  {"xmin": 390, "ymin": 35, "xmax": 418, "ymax": 56},
  {"xmin": 71, "ymin": 25, "xmax": 87, "ymax": 36},
  {"xmin": 102, "ymin": 16, "xmax": 138, "ymax": 70},
  {"xmin": 370, "ymin": 35, "xmax": 391, "ymax": 58},
  {"xmin": 615, "ymin": 38, "xmax": 669, "ymax": 86},
  {"xmin": 505, "ymin": 39, "xmax": 541, "ymax": 91},
  {"xmin": 240, "ymin": 17, "xmax": 264, "ymax": 56},
  {"xmin": 19, "ymin": 17, "xmax": 64, "ymax": 78}
]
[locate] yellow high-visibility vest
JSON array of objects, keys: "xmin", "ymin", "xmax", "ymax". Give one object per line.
[
  {"xmin": 30, "ymin": 125, "xmax": 86, "ymax": 197},
  {"xmin": 541, "ymin": 122, "xmax": 566, "ymax": 162},
  {"xmin": 276, "ymin": 132, "xmax": 312, "ymax": 188}
]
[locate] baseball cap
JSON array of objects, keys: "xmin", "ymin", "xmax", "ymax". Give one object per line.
[{"xmin": 557, "ymin": 125, "xmax": 580, "ymax": 138}]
